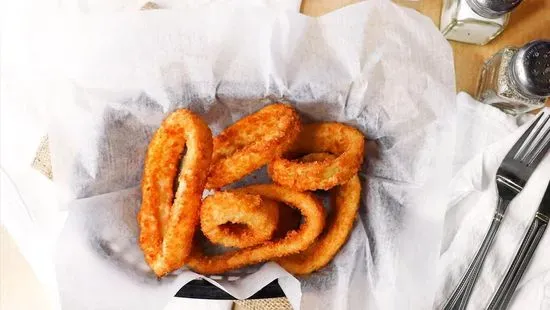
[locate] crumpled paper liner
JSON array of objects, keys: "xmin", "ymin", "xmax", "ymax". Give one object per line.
[{"xmin": 31, "ymin": 0, "xmax": 457, "ymax": 309}]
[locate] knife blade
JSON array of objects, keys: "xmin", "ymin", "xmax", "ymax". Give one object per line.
[{"xmin": 487, "ymin": 180, "xmax": 550, "ymax": 310}]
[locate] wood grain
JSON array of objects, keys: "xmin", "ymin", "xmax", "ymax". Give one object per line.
[{"xmin": 301, "ymin": 0, "xmax": 550, "ymax": 102}]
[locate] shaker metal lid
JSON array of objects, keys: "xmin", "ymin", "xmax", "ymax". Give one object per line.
[
  {"xmin": 510, "ymin": 40, "xmax": 550, "ymax": 98},
  {"xmin": 466, "ymin": 0, "xmax": 523, "ymax": 18}
]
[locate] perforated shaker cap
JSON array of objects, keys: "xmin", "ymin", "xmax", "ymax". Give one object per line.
[
  {"xmin": 465, "ymin": 0, "xmax": 523, "ymax": 18},
  {"xmin": 510, "ymin": 40, "xmax": 550, "ymax": 98}
]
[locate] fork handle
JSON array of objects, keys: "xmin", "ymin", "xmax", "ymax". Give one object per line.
[
  {"xmin": 487, "ymin": 214, "xmax": 548, "ymax": 310},
  {"xmin": 443, "ymin": 199, "xmax": 511, "ymax": 310}
]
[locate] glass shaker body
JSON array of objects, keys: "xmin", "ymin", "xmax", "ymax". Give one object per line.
[
  {"xmin": 476, "ymin": 45, "xmax": 549, "ymax": 115},
  {"xmin": 440, "ymin": 0, "xmax": 509, "ymax": 45}
]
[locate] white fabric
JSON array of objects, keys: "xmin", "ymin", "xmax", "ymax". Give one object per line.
[{"xmin": 435, "ymin": 92, "xmax": 550, "ymax": 309}]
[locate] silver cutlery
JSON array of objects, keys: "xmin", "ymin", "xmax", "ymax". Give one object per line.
[
  {"xmin": 487, "ymin": 180, "xmax": 550, "ymax": 310},
  {"xmin": 443, "ymin": 111, "xmax": 550, "ymax": 310}
]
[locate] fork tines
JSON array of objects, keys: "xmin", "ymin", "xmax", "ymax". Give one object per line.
[{"xmin": 512, "ymin": 112, "xmax": 550, "ymax": 167}]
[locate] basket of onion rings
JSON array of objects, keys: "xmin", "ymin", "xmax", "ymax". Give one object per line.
[
  {"xmin": 138, "ymin": 103, "xmax": 366, "ymax": 278},
  {"xmin": 45, "ymin": 2, "xmax": 456, "ymax": 308}
]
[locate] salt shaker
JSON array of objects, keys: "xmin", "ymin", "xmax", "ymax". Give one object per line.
[
  {"xmin": 476, "ymin": 40, "xmax": 550, "ymax": 115},
  {"xmin": 440, "ymin": 0, "xmax": 523, "ymax": 45}
]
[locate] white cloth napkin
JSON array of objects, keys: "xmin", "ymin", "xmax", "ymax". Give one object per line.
[{"xmin": 435, "ymin": 92, "xmax": 550, "ymax": 309}]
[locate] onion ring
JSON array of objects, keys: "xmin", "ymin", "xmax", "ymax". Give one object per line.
[
  {"xmin": 138, "ymin": 109, "xmax": 213, "ymax": 277},
  {"xmin": 206, "ymin": 104, "xmax": 301, "ymax": 189},
  {"xmin": 268, "ymin": 122, "xmax": 365, "ymax": 191},
  {"xmin": 277, "ymin": 154, "xmax": 362, "ymax": 275},
  {"xmin": 200, "ymin": 192, "xmax": 280, "ymax": 248},
  {"xmin": 187, "ymin": 184, "xmax": 325, "ymax": 275}
]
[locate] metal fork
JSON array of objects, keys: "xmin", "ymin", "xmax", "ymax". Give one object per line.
[{"xmin": 443, "ymin": 111, "xmax": 550, "ymax": 310}]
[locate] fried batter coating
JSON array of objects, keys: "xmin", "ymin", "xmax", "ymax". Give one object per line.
[
  {"xmin": 187, "ymin": 184, "xmax": 325, "ymax": 275},
  {"xmin": 200, "ymin": 192, "xmax": 280, "ymax": 248},
  {"xmin": 268, "ymin": 122, "xmax": 364, "ymax": 191},
  {"xmin": 138, "ymin": 109, "xmax": 213, "ymax": 277},
  {"xmin": 206, "ymin": 104, "xmax": 301, "ymax": 189},
  {"xmin": 277, "ymin": 154, "xmax": 361, "ymax": 274}
]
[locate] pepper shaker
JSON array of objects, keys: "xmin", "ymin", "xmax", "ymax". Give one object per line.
[
  {"xmin": 476, "ymin": 40, "xmax": 550, "ymax": 115},
  {"xmin": 440, "ymin": 0, "xmax": 523, "ymax": 45}
]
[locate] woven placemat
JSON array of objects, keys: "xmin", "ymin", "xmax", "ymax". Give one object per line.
[
  {"xmin": 32, "ymin": 138, "xmax": 292, "ymax": 309},
  {"xmin": 233, "ymin": 298, "xmax": 292, "ymax": 310},
  {"xmin": 140, "ymin": 1, "xmax": 160, "ymax": 9},
  {"xmin": 32, "ymin": 136, "xmax": 53, "ymax": 179}
]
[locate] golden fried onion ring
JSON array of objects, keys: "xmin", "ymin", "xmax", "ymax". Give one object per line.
[
  {"xmin": 277, "ymin": 154, "xmax": 362, "ymax": 274},
  {"xmin": 187, "ymin": 184, "xmax": 325, "ymax": 275},
  {"xmin": 206, "ymin": 104, "xmax": 301, "ymax": 189},
  {"xmin": 138, "ymin": 109, "xmax": 213, "ymax": 277},
  {"xmin": 268, "ymin": 122, "xmax": 364, "ymax": 191},
  {"xmin": 200, "ymin": 192, "xmax": 280, "ymax": 248}
]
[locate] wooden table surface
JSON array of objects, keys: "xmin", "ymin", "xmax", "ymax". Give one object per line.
[{"xmin": 301, "ymin": 0, "xmax": 550, "ymax": 102}]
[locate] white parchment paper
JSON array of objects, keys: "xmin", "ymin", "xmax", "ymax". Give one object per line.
[
  {"xmin": 56, "ymin": 0, "xmax": 301, "ymax": 13},
  {"xmin": 40, "ymin": 1, "xmax": 456, "ymax": 309}
]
